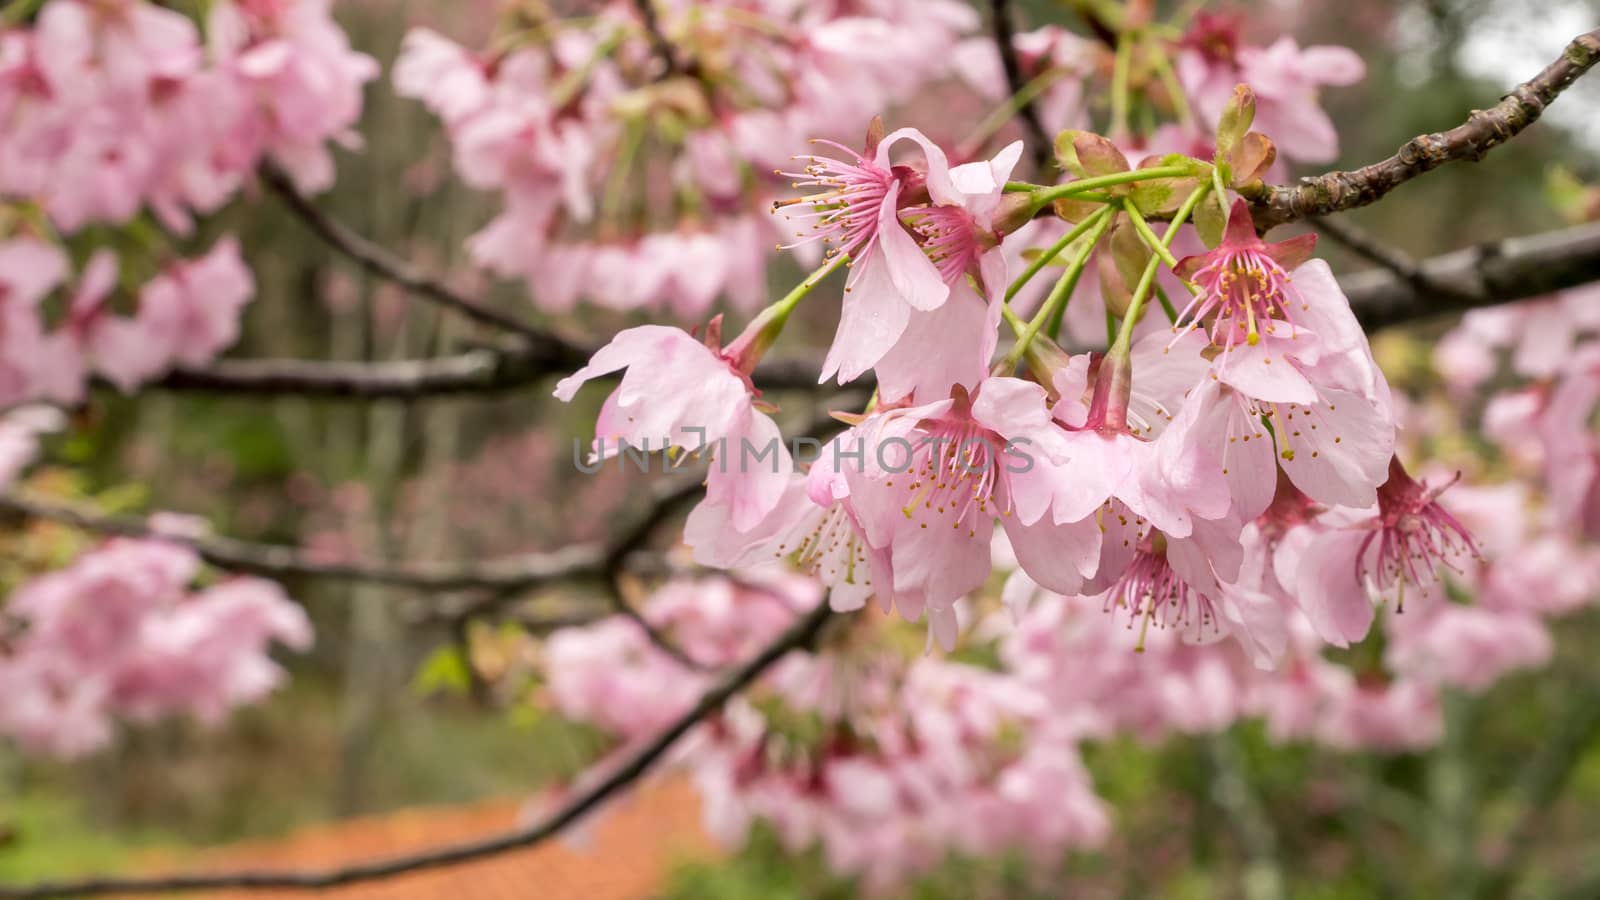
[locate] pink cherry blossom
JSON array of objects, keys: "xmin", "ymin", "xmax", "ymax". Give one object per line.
[
  {"xmin": 0, "ymin": 538, "xmax": 309, "ymax": 757},
  {"xmin": 1178, "ymin": 14, "xmax": 1364, "ymax": 164},
  {"xmin": 136, "ymin": 236, "xmax": 256, "ymax": 370},
  {"xmin": 554, "ymin": 322, "xmax": 792, "ymax": 530},
  {"xmin": 1172, "ymin": 201, "xmax": 1395, "ymax": 512},
  {"xmin": 0, "ymin": 406, "xmax": 65, "ymax": 490},
  {"xmin": 1284, "ymin": 457, "xmax": 1482, "ymax": 647},
  {"xmin": 837, "ymin": 377, "xmax": 1105, "ymax": 647}
]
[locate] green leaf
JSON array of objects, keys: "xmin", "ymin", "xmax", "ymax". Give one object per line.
[
  {"xmin": 1194, "ymin": 191, "xmax": 1229, "ymax": 248},
  {"xmin": 412, "ymin": 645, "xmax": 472, "ymax": 696}
]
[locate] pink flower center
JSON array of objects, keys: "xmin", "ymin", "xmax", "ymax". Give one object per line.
[
  {"xmin": 774, "ymin": 141, "xmax": 894, "ymax": 264},
  {"xmin": 1359, "ymin": 463, "xmax": 1483, "ymax": 609},
  {"xmin": 1179, "ymin": 248, "xmax": 1302, "ymax": 350},
  {"xmin": 1104, "ymin": 540, "xmax": 1218, "ymax": 648},
  {"xmin": 902, "ymin": 205, "xmax": 983, "ymax": 286},
  {"xmin": 890, "ymin": 417, "xmax": 1010, "ymax": 537},
  {"xmin": 774, "ymin": 505, "xmax": 874, "ymax": 593}
]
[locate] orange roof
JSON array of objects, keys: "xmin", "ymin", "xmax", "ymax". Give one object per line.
[{"xmin": 147, "ymin": 778, "xmax": 718, "ymax": 900}]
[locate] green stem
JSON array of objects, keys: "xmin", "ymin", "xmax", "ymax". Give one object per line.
[
  {"xmin": 1111, "ymin": 31, "xmax": 1133, "ymax": 137},
  {"xmin": 771, "ymin": 254, "xmax": 848, "ymax": 322},
  {"xmin": 1122, "ymin": 200, "xmax": 1202, "ymax": 296},
  {"xmin": 963, "ymin": 67, "xmax": 1069, "ymax": 156},
  {"xmin": 1110, "ymin": 183, "xmax": 1211, "ymax": 353},
  {"xmin": 1113, "ymin": 251, "xmax": 1163, "ymax": 351},
  {"xmin": 1002, "ymin": 209, "xmax": 1114, "ymax": 368},
  {"xmin": 1001, "ymin": 304, "xmax": 1028, "ymax": 336},
  {"xmin": 1154, "ymin": 284, "xmax": 1179, "ymax": 324},
  {"xmin": 550, "ymin": 28, "xmax": 626, "ymax": 109},
  {"xmin": 1005, "ymin": 205, "xmax": 1115, "ymax": 303},
  {"xmin": 728, "ymin": 254, "xmax": 849, "ymax": 366},
  {"xmin": 1029, "ymin": 166, "xmax": 1193, "ymax": 207},
  {"xmin": 1211, "ymin": 164, "xmax": 1232, "ymax": 224},
  {"xmin": 602, "ymin": 117, "xmax": 647, "ymax": 222},
  {"xmin": 1149, "ymin": 43, "xmax": 1194, "ymax": 130}
]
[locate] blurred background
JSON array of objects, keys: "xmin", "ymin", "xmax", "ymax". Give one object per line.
[{"xmin": 4, "ymin": 1, "xmax": 1600, "ymax": 897}]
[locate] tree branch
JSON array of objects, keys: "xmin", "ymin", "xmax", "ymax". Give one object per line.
[
  {"xmin": 146, "ymin": 346, "xmax": 837, "ymax": 399},
  {"xmin": 1346, "ymin": 220, "xmax": 1600, "ymax": 331},
  {"xmin": 141, "ymin": 221, "xmax": 1600, "ymax": 400},
  {"xmin": 261, "ymin": 166, "xmax": 581, "ymax": 353},
  {"xmin": 0, "ymin": 600, "xmax": 833, "ymax": 899},
  {"xmin": 986, "ymin": 0, "xmax": 1053, "ymax": 171},
  {"xmin": 629, "ymin": 0, "xmax": 681, "ymax": 77},
  {"xmin": 0, "ymin": 493, "xmax": 604, "ymax": 591},
  {"xmin": 1311, "ymin": 216, "xmax": 1431, "ymax": 290},
  {"xmin": 1242, "ymin": 28, "xmax": 1600, "ymax": 230}
]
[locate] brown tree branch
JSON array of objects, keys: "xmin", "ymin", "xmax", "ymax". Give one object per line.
[
  {"xmin": 0, "ymin": 493, "xmax": 605, "ymax": 591},
  {"xmin": 629, "ymin": 0, "xmax": 681, "ymax": 77},
  {"xmin": 1242, "ymin": 28, "xmax": 1600, "ymax": 230},
  {"xmin": 146, "ymin": 347, "xmax": 835, "ymax": 399},
  {"xmin": 260, "ymin": 167, "xmax": 569, "ymax": 348},
  {"xmin": 986, "ymin": 0, "xmax": 1054, "ymax": 171},
  {"xmin": 140, "ymin": 221, "xmax": 1600, "ymax": 400},
  {"xmin": 0, "ymin": 600, "xmax": 834, "ymax": 899},
  {"xmin": 1311, "ymin": 216, "xmax": 1429, "ymax": 288},
  {"xmin": 1345, "ymin": 220, "xmax": 1600, "ymax": 332}
]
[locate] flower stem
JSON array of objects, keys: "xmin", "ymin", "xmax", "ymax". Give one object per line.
[
  {"xmin": 1154, "ymin": 284, "xmax": 1179, "ymax": 324},
  {"xmin": 1149, "ymin": 44, "xmax": 1194, "ymax": 130},
  {"xmin": 1111, "ymin": 31, "xmax": 1133, "ymax": 137},
  {"xmin": 962, "ymin": 67, "xmax": 1070, "ymax": 157},
  {"xmin": 1109, "ymin": 183, "xmax": 1211, "ymax": 354},
  {"xmin": 726, "ymin": 254, "xmax": 849, "ymax": 370},
  {"xmin": 1122, "ymin": 201, "xmax": 1202, "ymax": 296},
  {"xmin": 1005, "ymin": 205, "xmax": 1115, "ymax": 303},
  {"xmin": 1211, "ymin": 164, "xmax": 1232, "ymax": 225},
  {"xmin": 1029, "ymin": 165, "xmax": 1194, "ymax": 208},
  {"xmin": 1002, "ymin": 208, "xmax": 1115, "ymax": 368},
  {"xmin": 773, "ymin": 254, "xmax": 849, "ymax": 321}
]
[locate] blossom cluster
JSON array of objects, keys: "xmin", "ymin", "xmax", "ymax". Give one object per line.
[
  {"xmin": 0, "ymin": 235, "xmax": 254, "ymax": 407},
  {"xmin": 533, "ymin": 458, "xmax": 1591, "ymax": 886},
  {"xmin": 393, "ymin": 0, "xmax": 981, "ymax": 318},
  {"xmin": 539, "ymin": 574, "xmax": 1108, "ymax": 892},
  {"xmin": 558, "ymin": 113, "xmax": 1441, "ymax": 669},
  {"xmin": 0, "ymin": 536, "xmax": 312, "ymax": 757},
  {"xmin": 0, "ymin": 0, "xmax": 378, "ymax": 406},
  {"xmin": 0, "ymin": 0, "xmax": 376, "ymax": 231}
]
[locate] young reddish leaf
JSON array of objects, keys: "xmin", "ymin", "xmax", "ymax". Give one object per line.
[
  {"xmin": 1053, "ymin": 196, "xmax": 1103, "ymax": 223},
  {"xmin": 1056, "ymin": 130, "xmax": 1131, "ymax": 180},
  {"xmin": 1227, "ymin": 131, "xmax": 1277, "ymax": 187}
]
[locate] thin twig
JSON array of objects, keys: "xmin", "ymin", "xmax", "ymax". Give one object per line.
[
  {"xmin": 147, "ymin": 347, "xmax": 833, "ymax": 399},
  {"xmin": 0, "ymin": 601, "xmax": 834, "ymax": 899},
  {"xmin": 0, "ymin": 493, "xmax": 605, "ymax": 591},
  {"xmin": 1310, "ymin": 216, "xmax": 1433, "ymax": 293},
  {"xmin": 986, "ymin": 0, "xmax": 1054, "ymax": 171},
  {"xmin": 630, "ymin": 0, "xmax": 680, "ymax": 77},
  {"xmin": 599, "ymin": 475, "xmax": 717, "ymax": 671},
  {"xmin": 1242, "ymin": 28, "xmax": 1600, "ymax": 230},
  {"xmin": 261, "ymin": 166, "xmax": 563, "ymax": 346}
]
